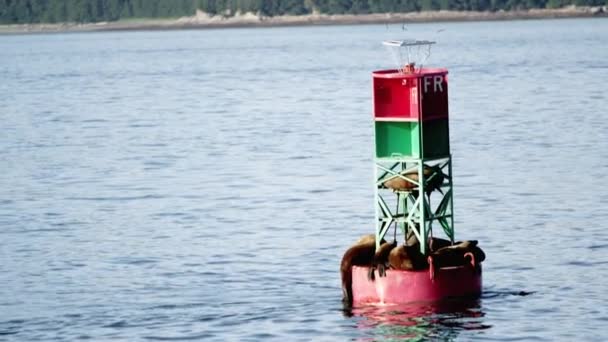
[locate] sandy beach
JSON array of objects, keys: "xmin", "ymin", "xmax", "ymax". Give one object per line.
[{"xmin": 0, "ymin": 6, "xmax": 606, "ymax": 34}]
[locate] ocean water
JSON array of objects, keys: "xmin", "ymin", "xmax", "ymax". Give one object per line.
[{"xmin": 1, "ymin": 18, "xmax": 608, "ymax": 341}]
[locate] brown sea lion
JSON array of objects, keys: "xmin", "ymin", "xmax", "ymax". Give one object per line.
[
  {"xmin": 383, "ymin": 166, "xmax": 445, "ymax": 194},
  {"xmin": 375, "ymin": 229, "xmax": 427, "ymax": 274},
  {"xmin": 465, "ymin": 245, "xmax": 486, "ymax": 264},
  {"xmin": 430, "ymin": 240, "xmax": 478, "ymax": 268},
  {"xmin": 388, "ymin": 244, "xmax": 415, "ymax": 270},
  {"xmin": 390, "ymin": 244, "xmax": 430, "ymax": 271},
  {"xmin": 340, "ymin": 234, "xmax": 385, "ymax": 307},
  {"xmin": 463, "ymin": 244, "xmax": 486, "ymax": 275},
  {"xmin": 354, "ymin": 234, "xmax": 376, "ymax": 244},
  {"xmin": 368, "ymin": 240, "xmax": 397, "ymax": 280},
  {"xmin": 429, "ymin": 236, "xmax": 453, "ymax": 252},
  {"xmin": 471, "ymin": 245, "xmax": 486, "ymax": 263}
]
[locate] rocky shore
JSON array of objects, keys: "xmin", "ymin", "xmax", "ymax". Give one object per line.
[{"xmin": 0, "ymin": 6, "xmax": 606, "ymax": 34}]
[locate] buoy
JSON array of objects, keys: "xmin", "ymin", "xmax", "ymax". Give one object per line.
[{"xmin": 349, "ymin": 40, "xmax": 483, "ymax": 306}]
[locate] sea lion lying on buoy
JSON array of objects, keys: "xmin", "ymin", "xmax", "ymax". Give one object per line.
[
  {"xmin": 468, "ymin": 244, "xmax": 486, "ymax": 264},
  {"xmin": 354, "ymin": 234, "xmax": 377, "ymax": 244},
  {"xmin": 369, "ymin": 230, "xmax": 421, "ymax": 278},
  {"xmin": 463, "ymin": 243, "xmax": 486, "ymax": 273},
  {"xmin": 375, "ymin": 243, "xmax": 434, "ymax": 276},
  {"xmin": 429, "ymin": 236, "xmax": 453, "ymax": 252},
  {"xmin": 429, "ymin": 240, "xmax": 486, "ymax": 269},
  {"xmin": 388, "ymin": 242, "xmax": 429, "ymax": 271},
  {"xmin": 340, "ymin": 234, "xmax": 385, "ymax": 307},
  {"xmin": 383, "ymin": 166, "xmax": 445, "ymax": 193}
]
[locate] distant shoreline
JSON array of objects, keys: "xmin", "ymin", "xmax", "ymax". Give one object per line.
[{"xmin": 1, "ymin": 6, "xmax": 606, "ymax": 35}]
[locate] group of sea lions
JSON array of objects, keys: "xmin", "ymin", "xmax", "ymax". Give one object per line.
[{"xmin": 340, "ymin": 233, "xmax": 485, "ymax": 307}]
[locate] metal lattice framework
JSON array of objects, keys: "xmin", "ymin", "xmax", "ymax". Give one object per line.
[{"xmin": 374, "ymin": 156, "xmax": 454, "ymax": 254}]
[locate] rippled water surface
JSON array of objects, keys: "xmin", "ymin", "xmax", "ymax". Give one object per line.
[{"xmin": 1, "ymin": 18, "xmax": 608, "ymax": 341}]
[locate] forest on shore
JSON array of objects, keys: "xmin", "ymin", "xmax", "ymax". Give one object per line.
[{"xmin": 1, "ymin": 0, "xmax": 607, "ymax": 24}]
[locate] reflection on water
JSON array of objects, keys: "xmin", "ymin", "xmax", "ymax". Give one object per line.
[
  {"xmin": 348, "ymin": 289, "xmax": 538, "ymax": 341},
  {"xmin": 352, "ymin": 298, "xmax": 489, "ymax": 341}
]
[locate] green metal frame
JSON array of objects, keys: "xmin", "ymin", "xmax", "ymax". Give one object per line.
[{"xmin": 374, "ymin": 156, "xmax": 454, "ymax": 254}]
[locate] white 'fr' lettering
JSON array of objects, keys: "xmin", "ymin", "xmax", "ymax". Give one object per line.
[{"xmin": 422, "ymin": 75, "xmax": 444, "ymax": 93}]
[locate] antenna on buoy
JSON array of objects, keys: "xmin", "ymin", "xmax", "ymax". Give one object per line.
[{"xmin": 382, "ymin": 39, "xmax": 435, "ymax": 74}]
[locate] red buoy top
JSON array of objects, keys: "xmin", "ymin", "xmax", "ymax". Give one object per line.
[{"xmin": 373, "ymin": 67, "xmax": 449, "ymax": 122}]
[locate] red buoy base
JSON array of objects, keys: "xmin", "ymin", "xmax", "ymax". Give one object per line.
[{"xmin": 352, "ymin": 265, "xmax": 482, "ymax": 305}]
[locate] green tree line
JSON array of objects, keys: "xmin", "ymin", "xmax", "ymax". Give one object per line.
[{"xmin": 1, "ymin": 0, "xmax": 606, "ymax": 24}]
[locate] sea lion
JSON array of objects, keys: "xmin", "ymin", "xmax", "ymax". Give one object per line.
[
  {"xmin": 383, "ymin": 166, "xmax": 445, "ymax": 194},
  {"xmin": 376, "ymin": 229, "xmax": 432, "ymax": 276},
  {"xmin": 429, "ymin": 240, "xmax": 478, "ymax": 268},
  {"xmin": 388, "ymin": 242, "xmax": 429, "ymax": 271},
  {"xmin": 470, "ymin": 245, "xmax": 486, "ymax": 263},
  {"xmin": 368, "ymin": 240, "xmax": 397, "ymax": 280},
  {"xmin": 340, "ymin": 234, "xmax": 385, "ymax": 307},
  {"xmin": 464, "ymin": 245, "xmax": 486, "ymax": 265},
  {"xmin": 429, "ymin": 236, "xmax": 453, "ymax": 252},
  {"xmin": 386, "ymin": 234, "xmax": 459, "ymax": 272},
  {"xmin": 354, "ymin": 233, "xmax": 376, "ymax": 244}
]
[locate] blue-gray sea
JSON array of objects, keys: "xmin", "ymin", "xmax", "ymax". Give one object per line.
[{"xmin": 1, "ymin": 18, "xmax": 608, "ymax": 341}]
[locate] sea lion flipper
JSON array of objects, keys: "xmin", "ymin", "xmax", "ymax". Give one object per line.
[
  {"xmin": 367, "ymin": 266, "xmax": 376, "ymax": 281},
  {"xmin": 378, "ymin": 263, "xmax": 386, "ymax": 277}
]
